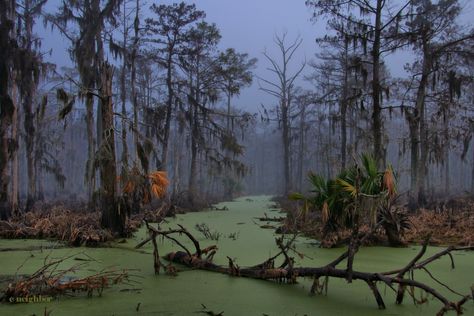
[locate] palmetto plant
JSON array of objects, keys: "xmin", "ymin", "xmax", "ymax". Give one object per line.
[{"xmin": 290, "ymin": 154, "xmax": 407, "ymax": 245}]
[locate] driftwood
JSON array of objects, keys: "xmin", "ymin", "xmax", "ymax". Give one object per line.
[
  {"xmin": 137, "ymin": 223, "xmax": 473, "ymax": 316},
  {"xmin": 254, "ymin": 213, "xmax": 286, "ymax": 222},
  {"xmin": 254, "ymin": 211, "xmax": 286, "ymax": 222},
  {"xmin": 209, "ymin": 206, "xmax": 229, "ymax": 211}
]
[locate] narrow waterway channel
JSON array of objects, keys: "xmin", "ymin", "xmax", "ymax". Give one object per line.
[{"xmin": 0, "ymin": 196, "xmax": 472, "ymax": 315}]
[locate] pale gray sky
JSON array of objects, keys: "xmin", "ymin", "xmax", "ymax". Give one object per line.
[
  {"xmin": 182, "ymin": 0, "xmax": 320, "ymax": 111},
  {"xmin": 41, "ymin": 0, "xmax": 474, "ymax": 112}
]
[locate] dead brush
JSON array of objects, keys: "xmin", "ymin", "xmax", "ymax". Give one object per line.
[
  {"xmin": 195, "ymin": 223, "xmax": 221, "ymax": 241},
  {"xmin": 406, "ymin": 208, "xmax": 474, "ymax": 246},
  {"xmin": 0, "ymin": 253, "xmax": 134, "ymax": 302},
  {"xmin": 0, "ymin": 207, "xmax": 131, "ymax": 246}
]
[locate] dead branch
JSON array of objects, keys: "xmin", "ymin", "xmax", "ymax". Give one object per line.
[
  {"xmin": 137, "ymin": 224, "xmax": 473, "ymax": 315},
  {"xmin": 139, "ymin": 222, "xmax": 218, "ymax": 274},
  {"xmin": 254, "ymin": 213, "xmax": 286, "ymax": 222}
]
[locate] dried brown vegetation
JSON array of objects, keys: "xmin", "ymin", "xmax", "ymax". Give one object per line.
[
  {"xmin": 276, "ymin": 196, "xmax": 474, "ymax": 248},
  {"xmin": 0, "ymin": 254, "xmax": 130, "ymax": 302},
  {"xmin": 0, "ymin": 207, "xmax": 114, "ymax": 246},
  {"xmin": 405, "ymin": 205, "xmax": 474, "ymax": 246},
  {"xmin": 0, "ymin": 193, "xmax": 229, "ymax": 247},
  {"xmin": 0, "ymin": 204, "xmax": 165, "ymax": 246}
]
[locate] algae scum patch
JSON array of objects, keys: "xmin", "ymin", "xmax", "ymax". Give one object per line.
[{"xmin": 1, "ymin": 196, "xmax": 473, "ymax": 316}]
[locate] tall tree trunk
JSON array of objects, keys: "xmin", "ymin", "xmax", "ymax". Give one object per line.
[
  {"xmin": 162, "ymin": 51, "xmax": 174, "ymax": 170},
  {"xmin": 415, "ymin": 36, "xmax": 430, "ymax": 207},
  {"xmin": 120, "ymin": 67, "xmax": 128, "ymax": 177},
  {"xmin": 444, "ymin": 114, "xmax": 450, "ymax": 194},
  {"xmin": 11, "ymin": 71, "xmax": 19, "ymax": 214},
  {"xmin": 282, "ymin": 101, "xmax": 291, "ymax": 195},
  {"xmin": 23, "ymin": 0, "xmax": 37, "ymax": 212},
  {"xmin": 99, "ymin": 63, "xmax": 124, "ymax": 235},
  {"xmin": 341, "ymin": 100, "xmax": 347, "ymax": 170},
  {"xmin": 85, "ymin": 95, "xmax": 96, "ymax": 203},
  {"xmin": 120, "ymin": 0, "xmax": 128, "ymax": 182},
  {"xmin": 223, "ymin": 91, "xmax": 234, "ymax": 199},
  {"xmin": 340, "ymin": 38, "xmax": 349, "ymax": 170},
  {"xmin": 226, "ymin": 91, "xmax": 232, "ymax": 132},
  {"xmin": 172, "ymin": 120, "xmax": 183, "ymax": 200},
  {"xmin": 297, "ymin": 104, "xmax": 306, "ymax": 192},
  {"xmin": 189, "ymin": 104, "xmax": 199, "ymax": 205},
  {"xmin": 188, "ymin": 65, "xmax": 200, "ymax": 205},
  {"xmin": 0, "ymin": 0, "xmax": 15, "ymax": 220},
  {"xmin": 471, "ymin": 139, "xmax": 474, "ymax": 195},
  {"xmin": 131, "ymin": 59, "xmax": 139, "ymax": 162},
  {"xmin": 372, "ymin": 0, "xmax": 384, "ymax": 168},
  {"xmin": 131, "ymin": 0, "xmax": 140, "ymax": 163},
  {"xmin": 326, "ymin": 127, "xmax": 332, "ymax": 179},
  {"xmin": 406, "ymin": 111, "xmax": 419, "ymax": 208},
  {"xmin": 24, "ymin": 97, "xmax": 36, "ymax": 211},
  {"xmin": 9, "ymin": 0, "xmax": 18, "ymax": 215},
  {"xmin": 0, "ymin": 122, "xmax": 10, "ymax": 220}
]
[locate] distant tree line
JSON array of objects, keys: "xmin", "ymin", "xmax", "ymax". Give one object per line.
[{"xmin": 244, "ymin": 0, "xmax": 474, "ymax": 209}]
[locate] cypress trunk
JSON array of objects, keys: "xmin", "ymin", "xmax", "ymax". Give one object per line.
[
  {"xmin": 161, "ymin": 51, "xmax": 174, "ymax": 170},
  {"xmin": 0, "ymin": 0, "xmax": 14, "ymax": 220},
  {"xmin": 372, "ymin": 0, "xmax": 384, "ymax": 169},
  {"xmin": 99, "ymin": 63, "xmax": 124, "ymax": 236},
  {"xmin": 11, "ymin": 75, "xmax": 19, "ymax": 214},
  {"xmin": 415, "ymin": 37, "xmax": 431, "ymax": 207}
]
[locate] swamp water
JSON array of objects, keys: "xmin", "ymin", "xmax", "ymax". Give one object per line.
[{"xmin": 0, "ymin": 196, "xmax": 473, "ymax": 316}]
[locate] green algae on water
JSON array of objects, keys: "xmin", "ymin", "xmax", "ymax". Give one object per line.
[{"xmin": 1, "ymin": 196, "xmax": 473, "ymax": 316}]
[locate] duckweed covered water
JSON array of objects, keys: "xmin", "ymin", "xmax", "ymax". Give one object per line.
[{"xmin": 0, "ymin": 196, "xmax": 473, "ymax": 315}]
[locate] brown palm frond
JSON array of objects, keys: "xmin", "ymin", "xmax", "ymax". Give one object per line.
[
  {"xmin": 383, "ymin": 167, "xmax": 396, "ymax": 198},
  {"xmin": 148, "ymin": 171, "xmax": 169, "ymax": 198},
  {"xmin": 123, "ymin": 180, "xmax": 135, "ymax": 194},
  {"xmin": 322, "ymin": 201, "xmax": 329, "ymax": 225}
]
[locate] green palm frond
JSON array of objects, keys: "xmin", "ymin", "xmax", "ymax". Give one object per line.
[
  {"xmin": 288, "ymin": 192, "xmax": 306, "ymax": 201},
  {"xmin": 291, "ymin": 153, "xmax": 399, "ymax": 234},
  {"xmin": 361, "ymin": 154, "xmax": 378, "ymax": 179},
  {"xmin": 308, "ymin": 172, "xmax": 327, "ymax": 194},
  {"xmin": 335, "ymin": 178, "xmax": 357, "ymax": 197}
]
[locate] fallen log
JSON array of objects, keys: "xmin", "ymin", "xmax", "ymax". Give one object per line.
[{"xmin": 138, "ymin": 223, "xmax": 474, "ymax": 315}]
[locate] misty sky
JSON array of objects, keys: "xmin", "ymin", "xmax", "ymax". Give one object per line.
[
  {"xmin": 41, "ymin": 0, "xmax": 473, "ymax": 112},
  {"xmin": 167, "ymin": 0, "xmax": 320, "ymax": 111}
]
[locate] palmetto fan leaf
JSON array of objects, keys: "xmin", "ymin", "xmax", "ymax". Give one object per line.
[
  {"xmin": 291, "ymin": 153, "xmax": 402, "ymax": 235},
  {"xmin": 361, "ymin": 154, "xmax": 378, "ymax": 179},
  {"xmin": 308, "ymin": 172, "xmax": 327, "ymax": 195},
  {"xmin": 288, "ymin": 192, "xmax": 306, "ymax": 201},
  {"xmin": 335, "ymin": 178, "xmax": 357, "ymax": 197}
]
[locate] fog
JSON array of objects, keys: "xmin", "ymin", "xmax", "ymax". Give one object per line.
[{"xmin": 2, "ymin": 0, "xmax": 474, "ymax": 217}]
